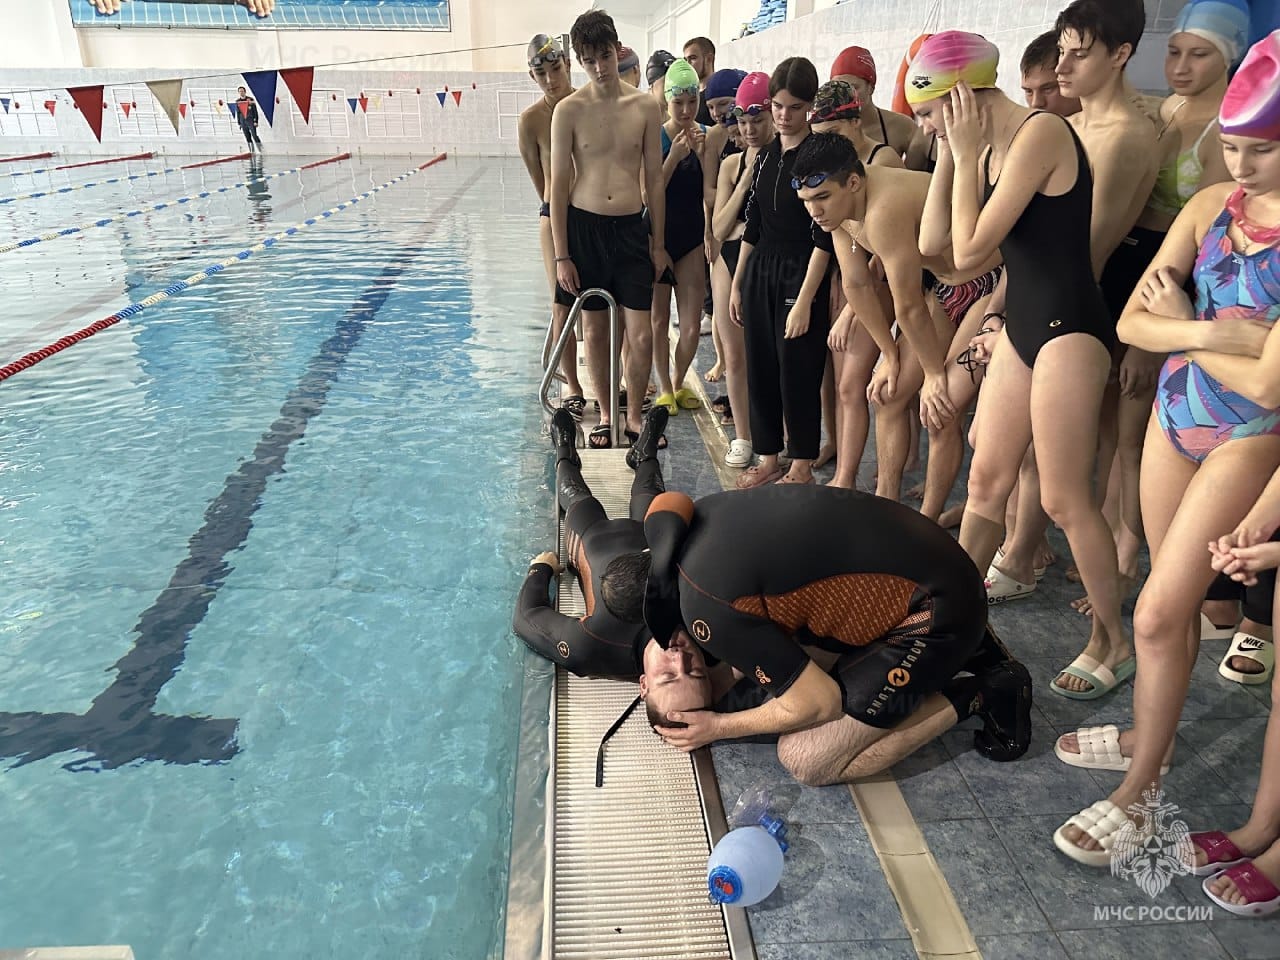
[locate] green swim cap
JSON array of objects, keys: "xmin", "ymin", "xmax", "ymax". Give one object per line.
[{"xmin": 665, "ymin": 59, "xmax": 701, "ymax": 99}]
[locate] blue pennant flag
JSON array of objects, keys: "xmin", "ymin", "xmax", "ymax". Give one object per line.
[
  {"xmin": 241, "ymin": 70, "xmax": 278, "ymax": 126},
  {"xmin": 347, "ymin": 98, "xmax": 358, "ymax": 113},
  {"xmin": 436, "ymin": 91, "xmax": 447, "ymax": 107},
  {"xmin": 0, "ymin": 98, "xmax": 9, "ymax": 113}
]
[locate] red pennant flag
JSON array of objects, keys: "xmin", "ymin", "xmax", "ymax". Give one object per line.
[
  {"xmin": 238, "ymin": 100, "xmax": 250, "ymax": 117},
  {"xmin": 451, "ymin": 90, "xmax": 462, "ymax": 106},
  {"xmin": 67, "ymin": 86, "xmax": 105, "ymax": 141},
  {"xmin": 121, "ymin": 102, "xmax": 132, "ymax": 117},
  {"xmin": 358, "ymin": 96, "xmax": 368, "ymax": 112},
  {"xmin": 279, "ymin": 67, "xmax": 314, "ymax": 124},
  {"xmin": 44, "ymin": 100, "xmax": 56, "ymax": 115},
  {"xmin": 178, "ymin": 103, "xmax": 188, "ymax": 118}
]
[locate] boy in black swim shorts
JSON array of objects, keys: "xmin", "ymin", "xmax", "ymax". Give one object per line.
[{"xmin": 628, "ymin": 485, "xmax": 1032, "ymax": 785}]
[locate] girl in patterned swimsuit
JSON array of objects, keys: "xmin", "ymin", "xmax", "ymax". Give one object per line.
[{"xmin": 1053, "ymin": 30, "xmax": 1280, "ymax": 876}]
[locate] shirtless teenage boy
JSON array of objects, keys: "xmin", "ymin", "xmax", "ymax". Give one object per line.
[
  {"xmin": 518, "ymin": 34, "xmax": 584, "ymax": 416},
  {"xmin": 551, "ymin": 11, "xmax": 670, "ymax": 449},
  {"xmin": 794, "ymin": 132, "xmax": 1003, "ymax": 520}
]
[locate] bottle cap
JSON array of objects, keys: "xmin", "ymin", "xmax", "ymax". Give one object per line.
[{"xmin": 708, "ymin": 865, "xmax": 744, "ymax": 904}]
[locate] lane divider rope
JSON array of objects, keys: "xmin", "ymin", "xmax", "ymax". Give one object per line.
[
  {"xmin": 1, "ymin": 153, "xmax": 252, "ymax": 204},
  {"xmin": 0, "ymin": 153, "xmax": 447, "ymax": 384},
  {"xmin": 0, "ymin": 152, "xmax": 55, "ymax": 164},
  {"xmin": 8, "ymin": 152, "xmax": 152, "ymax": 177},
  {"xmin": 0, "ymin": 152, "xmax": 352, "ymax": 254}
]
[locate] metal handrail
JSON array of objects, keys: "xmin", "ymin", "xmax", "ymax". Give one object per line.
[
  {"xmin": 539, "ymin": 287, "xmax": 621, "ymax": 449},
  {"xmin": 540, "ymin": 313, "xmax": 567, "ymax": 387}
]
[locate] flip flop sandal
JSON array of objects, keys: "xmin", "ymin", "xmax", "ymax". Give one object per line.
[
  {"xmin": 1188, "ymin": 831, "xmax": 1251, "ymax": 877},
  {"xmin": 1053, "ymin": 723, "xmax": 1170, "ymax": 774},
  {"xmin": 587, "ymin": 424, "xmax": 612, "ymax": 449},
  {"xmin": 776, "ymin": 474, "xmax": 815, "ymax": 485},
  {"xmin": 1202, "ymin": 862, "xmax": 1280, "ymax": 917},
  {"xmin": 735, "ymin": 465, "xmax": 783, "ymax": 489},
  {"xmin": 561, "ymin": 395, "xmax": 586, "ymax": 421},
  {"xmin": 1218, "ymin": 631, "xmax": 1275, "ymax": 685},
  {"xmin": 1050, "ymin": 654, "xmax": 1136, "ymax": 701},
  {"xmin": 1200, "ymin": 612, "xmax": 1239, "ymax": 642},
  {"xmin": 710, "ymin": 395, "xmax": 731, "ymax": 413},
  {"xmin": 985, "ymin": 566, "xmax": 1036, "ymax": 604},
  {"xmin": 1053, "ymin": 799, "xmax": 1131, "ymax": 868}
]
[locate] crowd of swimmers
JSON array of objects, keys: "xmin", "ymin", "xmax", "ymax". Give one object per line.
[{"xmin": 513, "ymin": 0, "xmax": 1280, "ymax": 918}]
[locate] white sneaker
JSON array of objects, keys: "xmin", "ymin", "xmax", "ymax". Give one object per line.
[
  {"xmin": 700, "ymin": 316, "xmax": 713, "ymax": 335},
  {"xmin": 725, "ymin": 438, "xmax": 753, "ymax": 467}
]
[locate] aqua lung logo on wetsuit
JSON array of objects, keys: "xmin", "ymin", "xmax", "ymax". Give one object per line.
[
  {"xmin": 867, "ymin": 638, "xmax": 927, "ymax": 718},
  {"xmin": 691, "ymin": 619, "xmax": 711, "ymax": 643},
  {"xmin": 557, "ymin": 641, "xmax": 570, "ymax": 660}
]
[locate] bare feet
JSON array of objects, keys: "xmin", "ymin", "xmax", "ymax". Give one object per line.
[
  {"xmin": 1070, "ymin": 574, "xmax": 1140, "ymax": 617},
  {"xmin": 704, "ymin": 362, "xmax": 723, "ymax": 383},
  {"xmin": 904, "ymin": 481, "xmax": 925, "ymax": 501},
  {"xmin": 1035, "ymin": 538, "xmax": 1056, "ymax": 573},
  {"xmin": 937, "ymin": 504, "xmax": 965, "ymax": 530},
  {"xmin": 812, "ymin": 443, "xmax": 836, "ymax": 470}
]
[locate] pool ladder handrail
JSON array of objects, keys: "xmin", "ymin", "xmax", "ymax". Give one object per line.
[{"xmin": 539, "ymin": 288, "xmax": 621, "ymax": 450}]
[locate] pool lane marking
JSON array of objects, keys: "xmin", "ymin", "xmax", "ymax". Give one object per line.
[
  {"xmin": 0, "ymin": 157, "xmax": 477, "ymax": 771},
  {"xmin": 0, "ymin": 151, "xmax": 345, "ymax": 209},
  {"xmin": 0, "ymin": 153, "xmax": 426, "ymax": 381},
  {"xmin": 0, "ymin": 152, "xmax": 352, "ymax": 251},
  {"xmin": 681, "ymin": 352, "xmax": 981, "ymax": 960},
  {"xmin": 299, "ymin": 152, "xmax": 352, "ymax": 169},
  {"xmin": 6, "ymin": 152, "xmax": 155, "ymax": 177}
]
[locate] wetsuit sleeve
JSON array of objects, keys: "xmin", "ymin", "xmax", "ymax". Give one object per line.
[
  {"xmin": 513, "ymin": 564, "xmax": 587, "ymax": 667},
  {"xmin": 685, "ymin": 594, "xmax": 811, "ymax": 698}
]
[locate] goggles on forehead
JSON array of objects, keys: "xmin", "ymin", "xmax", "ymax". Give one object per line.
[
  {"xmin": 791, "ymin": 172, "xmax": 831, "ymax": 191},
  {"xmin": 529, "ymin": 46, "xmax": 566, "ymax": 69},
  {"xmin": 730, "ymin": 103, "xmax": 768, "ymax": 119}
]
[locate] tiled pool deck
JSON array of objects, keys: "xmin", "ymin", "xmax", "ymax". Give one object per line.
[{"xmin": 647, "ymin": 332, "xmax": 1277, "ymax": 960}]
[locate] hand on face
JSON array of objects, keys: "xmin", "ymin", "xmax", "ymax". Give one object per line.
[{"xmin": 941, "ymin": 83, "xmax": 984, "ymax": 160}]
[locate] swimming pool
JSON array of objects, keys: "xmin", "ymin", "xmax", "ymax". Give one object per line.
[{"xmin": 0, "ymin": 155, "xmax": 551, "ymax": 958}]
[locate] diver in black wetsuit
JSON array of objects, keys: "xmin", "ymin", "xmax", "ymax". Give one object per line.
[
  {"xmin": 513, "ymin": 407, "xmax": 716, "ymax": 718},
  {"xmin": 626, "ymin": 485, "xmax": 1032, "ymax": 785}
]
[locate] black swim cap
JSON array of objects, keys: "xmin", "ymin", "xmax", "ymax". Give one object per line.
[{"xmin": 646, "ymin": 50, "xmax": 677, "ymax": 86}]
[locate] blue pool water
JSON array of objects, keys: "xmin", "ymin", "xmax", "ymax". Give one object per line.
[{"xmin": 0, "ymin": 156, "xmax": 551, "ymax": 958}]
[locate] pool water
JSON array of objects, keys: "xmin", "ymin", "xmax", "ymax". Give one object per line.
[{"xmin": 0, "ymin": 156, "xmax": 552, "ymax": 959}]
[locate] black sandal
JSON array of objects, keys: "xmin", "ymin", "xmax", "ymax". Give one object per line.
[
  {"xmin": 562, "ymin": 395, "xmax": 586, "ymax": 421},
  {"xmin": 588, "ymin": 424, "xmax": 612, "ymax": 449}
]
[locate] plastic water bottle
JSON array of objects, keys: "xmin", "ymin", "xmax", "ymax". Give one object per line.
[{"xmin": 707, "ymin": 789, "xmax": 789, "ymax": 906}]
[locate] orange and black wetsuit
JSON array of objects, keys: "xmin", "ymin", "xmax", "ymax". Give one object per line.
[
  {"xmin": 512, "ymin": 456, "xmax": 663, "ymax": 679},
  {"xmin": 643, "ymin": 485, "xmax": 986, "ymax": 728}
]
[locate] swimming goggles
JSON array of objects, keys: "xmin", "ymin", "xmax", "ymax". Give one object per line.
[
  {"xmin": 529, "ymin": 44, "xmax": 566, "ymax": 68},
  {"xmin": 666, "ymin": 84, "xmax": 700, "ymax": 99},
  {"xmin": 807, "ymin": 101, "xmax": 861, "ymax": 124},
  {"xmin": 596, "ymin": 694, "xmax": 643, "ymax": 788},
  {"xmin": 729, "ymin": 103, "xmax": 768, "ymax": 119},
  {"xmin": 791, "ymin": 172, "xmax": 831, "ymax": 190}
]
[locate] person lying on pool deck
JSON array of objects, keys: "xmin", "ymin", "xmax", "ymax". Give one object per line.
[
  {"xmin": 622, "ymin": 485, "xmax": 1032, "ymax": 784},
  {"xmin": 513, "ymin": 406, "xmax": 717, "ymax": 708}
]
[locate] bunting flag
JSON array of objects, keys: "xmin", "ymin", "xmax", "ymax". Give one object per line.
[
  {"xmin": 67, "ymin": 86, "xmax": 106, "ymax": 142},
  {"xmin": 227, "ymin": 103, "xmax": 237, "ymax": 118},
  {"xmin": 241, "ymin": 69, "xmax": 277, "ymax": 125},
  {"xmin": 0, "ymin": 98, "xmax": 9, "ymax": 113},
  {"xmin": 451, "ymin": 90, "xmax": 462, "ymax": 107},
  {"xmin": 280, "ymin": 66, "xmax": 313, "ymax": 124},
  {"xmin": 44, "ymin": 100, "xmax": 56, "ymax": 115},
  {"xmin": 436, "ymin": 91, "xmax": 446, "ymax": 107},
  {"xmin": 372, "ymin": 95, "xmax": 383, "ymax": 108},
  {"xmin": 146, "ymin": 79, "xmax": 184, "ymax": 133},
  {"xmin": 358, "ymin": 96, "xmax": 368, "ymax": 112},
  {"xmin": 178, "ymin": 103, "xmax": 188, "ymax": 119},
  {"xmin": 347, "ymin": 97, "xmax": 358, "ymax": 113},
  {"xmin": 121, "ymin": 102, "xmax": 132, "ymax": 118},
  {"xmin": 238, "ymin": 100, "xmax": 251, "ymax": 117}
]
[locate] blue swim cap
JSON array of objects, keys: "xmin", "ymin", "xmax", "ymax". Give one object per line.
[{"xmin": 705, "ymin": 69, "xmax": 748, "ymax": 101}]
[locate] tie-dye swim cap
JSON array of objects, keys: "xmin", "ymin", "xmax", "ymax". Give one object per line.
[
  {"xmin": 1171, "ymin": 0, "xmax": 1251, "ymax": 67},
  {"xmin": 1220, "ymin": 28, "xmax": 1280, "ymax": 142},
  {"xmin": 905, "ymin": 31, "xmax": 1000, "ymax": 106}
]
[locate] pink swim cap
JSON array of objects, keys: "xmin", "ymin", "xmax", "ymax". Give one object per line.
[
  {"xmin": 1220, "ymin": 29, "xmax": 1280, "ymax": 142},
  {"xmin": 735, "ymin": 71, "xmax": 771, "ymax": 111},
  {"xmin": 905, "ymin": 30, "xmax": 1000, "ymax": 105}
]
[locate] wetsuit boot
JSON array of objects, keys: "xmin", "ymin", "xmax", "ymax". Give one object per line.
[
  {"xmin": 972, "ymin": 660, "xmax": 1033, "ymax": 761},
  {"xmin": 963, "ymin": 623, "xmax": 1016, "ymax": 674},
  {"xmin": 550, "ymin": 408, "xmax": 580, "ymax": 469},
  {"xmin": 626, "ymin": 406, "xmax": 670, "ymax": 470}
]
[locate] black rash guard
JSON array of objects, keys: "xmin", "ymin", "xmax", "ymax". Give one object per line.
[{"xmin": 742, "ymin": 134, "xmax": 835, "ymax": 257}]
